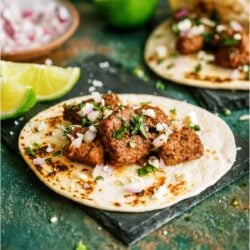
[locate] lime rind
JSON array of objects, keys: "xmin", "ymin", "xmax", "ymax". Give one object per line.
[{"xmin": 1, "ymin": 82, "xmax": 37, "ymax": 120}]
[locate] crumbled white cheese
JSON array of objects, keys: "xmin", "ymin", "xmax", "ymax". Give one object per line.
[
  {"xmin": 50, "ymin": 216, "xmax": 58, "ymax": 223},
  {"xmin": 99, "ymin": 61, "xmax": 110, "ymax": 68},
  {"xmin": 37, "ymin": 121, "xmax": 46, "ymax": 131},
  {"xmin": 154, "ymin": 185, "xmax": 167, "ymax": 200},
  {"xmin": 88, "ymin": 86, "xmax": 96, "ymax": 93},
  {"xmin": 239, "ymin": 115, "xmax": 250, "ymax": 121},
  {"xmin": 216, "ymin": 24, "xmax": 226, "ymax": 33},
  {"xmin": 156, "ymin": 122, "xmax": 167, "ymax": 132},
  {"xmin": 233, "ymin": 33, "xmax": 242, "ymax": 40},
  {"xmin": 177, "ymin": 18, "xmax": 192, "ymax": 32},
  {"xmin": 155, "ymin": 45, "xmax": 167, "ymax": 58},
  {"xmin": 142, "ymin": 109, "xmax": 156, "ymax": 118},
  {"xmin": 46, "ymin": 144, "xmax": 53, "ymax": 153},
  {"xmin": 92, "ymin": 80, "xmax": 103, "ymax": 87}
]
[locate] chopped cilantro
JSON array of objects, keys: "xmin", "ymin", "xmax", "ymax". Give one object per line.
[
  {"xmin": 45, "ymin": 158, "xmax": 52, "ymax": 163},
  {"xmin": 81, "ymin": 117, "xmax": 91, "ymax": 126},
  {"xmin": 166, "ymin": 63, "xmax": 175, "ymax": 69},
  {"xmin": 26, "ymin": 147, "xmax": 35, "ymax": 157},
  {"xmin": 112, "ymin": 127, "xmax": 129, "ymax": 140},
  {"xmin": 194, "ymin": 63, "xmax": 202, "ymax": 73},
  {"xmin": 63, "ymin": 126, "xmax": 72, "ymax": 136},
  {"xmin": 157, "ymin": 58, "xmax": 165, "ymax": 65},
  {"xmin": 138, "ymin": 165, "xmax": 157, "ymax": 177},
  {"xmin": 189, "ymin": 124, "xmax": 201, "ymax": 131},
  {"xmin": 70, "ymin": 105, "xmax": 76, "ymax": 111},
  {"xmin": 203, "ymin": 32, "xmax": 214, "ymax": 43},
  {"xmin": 221, "ymin": 38, "xmax": 239, "ymax": 46},
  {"xmin": 79, "ymin": 103, "xmax": 84, "ymax": 109},
  {"xmin": 169, "ymin": 51, "xmax": 178, "ymax": 58},
  {"xmin": 90, "ymin": 102, "xmax": 101, "ymax": 111},
  {"xmin": 140, "ymin": 101, "xmax": 151, "ymax": 105},
  {"xmin": 52, "ymin": 151, "xmax": 61, "ymax": 157},
  {"xmin": 156, "ymin": 81, "xmax": 165, "ymax": 91},
  {"xmin": 75, "ymin": 240, "xmax": 88, "ymax": 250},
  {"xmin": 171, "ymin": 23, "xmax": 179, "ymax": 33},
  {"xmin": 32, "ymin": 142, "xmax": 40, "ymax": 148},
  {"xmin": 169, "ymin": 108, "xmax": 176, "ymax": 114},
  {"xmin": 193, "ymin": 19, "xmax": 201, "ymax": 26},
  {"xmin": 95, "ymin": 176, "xmax": 104, "ymax": 182},
  {"xmin": 131, "ymin": 115, "xmax": 148, "ymax": 139}
]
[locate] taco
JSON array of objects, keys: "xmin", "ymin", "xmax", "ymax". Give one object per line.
[
  {"xmin": 145, "ymin": 0, "xmax": 250, "ymax": 90},
  {"xmin": 19, "ymin": 93, "xmax": 236, "ymax": 212}
]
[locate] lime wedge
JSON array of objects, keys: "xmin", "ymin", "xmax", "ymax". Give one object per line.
[
  {"xmin": 0, "ymin": 79, "xmax": 37, "ymax": 120},
  {"xmin": 1, "ymin": 61, "xmax": 80, "ymax": 101}
]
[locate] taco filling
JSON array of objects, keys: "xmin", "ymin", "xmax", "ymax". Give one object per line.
[
  {"xmin": 171, "ymin": 6, "xmax": 250, "ymax": 71},
  {"xmin": 62, "ymin": 92, "xmax": 204, "ymax": 169}
]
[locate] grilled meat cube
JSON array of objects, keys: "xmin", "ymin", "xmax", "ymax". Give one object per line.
[
  {"xmin": 102, "ymin": 93, "xmax": 120, "ymax": 107},
  {"xmin": 98, "ymin": 107, "xmax": 151, "ymax": 166},
  {"xmin": 158, "ymin": 126, "xmax": 204, "ymax": 166},
  {"xmin": 215, "ymin": 31, "xmax": 250, "ymax": 68},
  {"xmin": 137, "ymin": 105, "xmax": 170, "ymax": 129},
  {"xmin": 63, "ymin": 102, "xmax": 82, "ymax": 125},
  {"xmin": 63, "ymin": 127, "xmax": 104, "ymax": 167},
  {"xmin": 177, "ymin": 35, "xmax": 204, "ymax": 54}
]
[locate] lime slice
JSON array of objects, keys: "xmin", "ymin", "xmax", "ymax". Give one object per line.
[
  {"xmin": 1, "ymin": 61, "xmax": 80, "ymax": 101},
  {"xmin": 0, "ymin": 79, "xmax": 37, "ymax": 120}
]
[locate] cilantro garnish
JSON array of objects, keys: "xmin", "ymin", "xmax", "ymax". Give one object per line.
[
  {"xmin": 138, "ymin": 165, "xmax": 157, "ymax": 177},
  {"xmin": 189, "ymin": 125, "xmax": 201, "ymax": 131},
  {"xmin": 52, "ymin": 151, "xmax": 62, "ymax": 157},
  {"xmin": 45, "ymin": 158, "xmax": 52, "ymax": 164},
  {"xmin": 221, "ymin": 38, "xmax": 239, "ymax": 46},
  {"xmin": 194, "ymin": 63, "xmax": 202, "ymax": 73},
  {"xmin": 171, "ymin": 23, "xmax": 179, "ymax": 33},
  {"xmin": 112, "ymin": 127, "xmax": 129, "ymax": 139},
  {"xmin": 131, "ymin": 115, "xmax": 148, "ymax": 139},
  {"xmin": 26, "ymin": 147, "xmax": 35, "ymax": 157},
  {"xmin": 203, "ymin": 32, "xmax": 214, "ymax": 43},
  {"xmin": 156, "ymin": 81, "xmax": 165, "ymax": 91},
  {"xmin": 81, "ymin": 117, "xmax": 91, "ymax": 126},
  {"xmin": 95, "ymin": 176, "xmax": 104, "ymax": 182}
]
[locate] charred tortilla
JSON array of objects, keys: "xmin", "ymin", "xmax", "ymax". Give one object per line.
[
  {"xmin": 19, "ymin": 94, "xmax": 236, "ymax": 212},
  {"xmin": 145, "ymin": 20, "xmax": 249, "ymax": 90}
]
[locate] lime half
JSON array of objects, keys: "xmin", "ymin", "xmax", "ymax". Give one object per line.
[
  {"xmin": 1, "ymin": 79, "xmax": 37, "ymax": 120},
  {"xmin": 1, "ymin": 61, "xmax": 80, "ymax": 101}
]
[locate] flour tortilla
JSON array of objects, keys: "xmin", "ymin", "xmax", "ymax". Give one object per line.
[
  {"xmin": 19, "ymin": 94, "xmax": 236, "ymax": 212},
  {"xmin": 145, "ymin": 22, "xmax": 249, "ymax": 90}
]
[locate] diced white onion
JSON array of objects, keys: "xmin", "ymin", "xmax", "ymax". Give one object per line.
[
  {"xmin": 185, "ymin": 111, "xmax": 199, "ymax": 126},
  {"xmin": 156, "ymin": 122, "xmax": 167, "ymax": 132},
  {"xmin": 188, "ymin": 25, "xmax": 205, "ymax": 36},
  {"xmin": 200, "ymin": 18, "xmax": 215, "ymax": 27},
  {"xmin": 148, "ymin": 156, "xmax": 160, "ymax": 168},
  {"xmin": 216, "ymin": 24, "xmax": 226, "ymax": 33},
  {"xmin": 77, "ymin": 103, "xmax": 93, "ymax": 117},
  {"xmin": 83, "ymin": 130, "xmax": 96, "ymax": 144},
  {"xmin": 104, "ymin": 109, "xmax": 113, "ymax": 118},
  {"xmin": 87, "ymin": 111, "xmax": 100, "ymax": 122},
  {"xmin": 177, "ymin": 19, "xmax": 192, "ymax": 32},
  {"xmin": 230, "ymin": 69, "xmax": 240, "ymax": 80},
  {"xmin": 89, "ymin": 125, "xmax": 97, "ymax": 132},
  {"xmin": 46, "ymin": 144, "xmax": 53, "ymax": 153},
  {"xmin": 230, "ymin": 21, "xmax": 243, "ymax": 31},
  {"xmin": 154, "ymin": 185, "xmax": 167, "ymax": 200},
  {"xmin": 70, "ymin": 133, "xmax": 83, "ymax": 148},
  {"xmin": 153, "ymin": 134, "xmax": 168, "ymax": 148},
  {"xmin": 33, "ymin": 157, "xmax": 45, "ymax": 165},
  {"xmin": 233, "ymin": 33, "xmax": 242, "ymax": 40},
  {"xmin": 125, "ymin": 182, "xmax": 144, "ymax": 193}
]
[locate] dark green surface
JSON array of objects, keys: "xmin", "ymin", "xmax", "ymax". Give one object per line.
[{"xmin": 1, "ymin": 1, "xmax": 249, "ymax": 249}]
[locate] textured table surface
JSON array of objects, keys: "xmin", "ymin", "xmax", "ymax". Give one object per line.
[{"xmin": 1, "ymin": 1, "xmax": 249, "ymax": 249}]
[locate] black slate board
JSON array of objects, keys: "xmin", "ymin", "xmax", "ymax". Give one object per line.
[{"xmin": 1, "ymin": 55, "xmax": 249, "ymax": 245}]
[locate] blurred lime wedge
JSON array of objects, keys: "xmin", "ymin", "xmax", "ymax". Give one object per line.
[
  {"xmin": 1, "ymin": 61, "xmax": 80, "ymax": 101},
  {"xmin": 94, "ymin": 0, "xmax": 158, "ymax": 28},
  {"xmin": 0, "ymin": 79, "xmax": 37, "ymax": 120}
]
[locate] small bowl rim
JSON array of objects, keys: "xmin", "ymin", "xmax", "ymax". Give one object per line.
[{"xmin": 1, "ymin": 0, "xmax": 80, "ymax": 61}]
